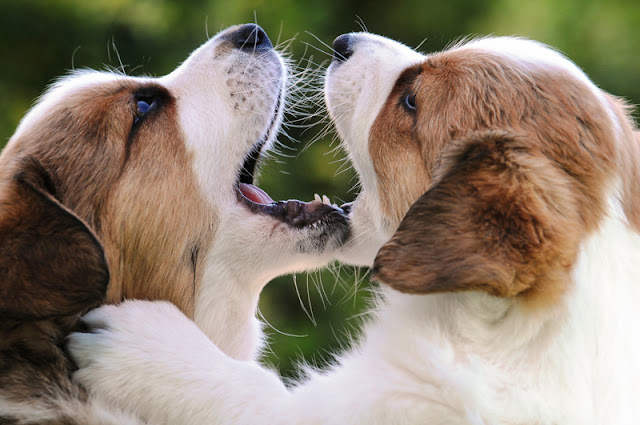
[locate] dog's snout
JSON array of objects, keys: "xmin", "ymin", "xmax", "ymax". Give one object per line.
[
  {"xmin": 231, "ymin": 24, "xmax": 272, "ymax": 52},
  {"xmin": 333, "ymin": 34, "xmax": 354, "ymax": 62}
]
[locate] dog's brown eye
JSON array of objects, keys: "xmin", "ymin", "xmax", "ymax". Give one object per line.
[{"xmin": 403, "ymin": 93, "xmax": 417, "ymax": 112}]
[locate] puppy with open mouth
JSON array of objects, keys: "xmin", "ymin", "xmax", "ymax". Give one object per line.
[
  {"xmin": 0, "ymin": 24, "xmax": 348, "ymax": 424},
  {"xmin": 68, "ymin": 32, "xmax": 640, "ymax": 424}
]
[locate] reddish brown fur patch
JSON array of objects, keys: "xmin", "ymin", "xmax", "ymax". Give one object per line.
[
  {"xmin": 102, "ymin": 105, "xmax": 214, "ymax": 313},
  {"xmin": 370, "ymin": 47, "xmax": 631, "ymax": 307},
  {"xmin": 373, "ymin": 131, "xmax": 581, "ymax": 307},
  {"xmin": 369, "ymin": 71, "xmax": 430, "ymax": 226},
  {"xmin": 0, "ymin": 78, "xmax": 213, "ymax": 318}
]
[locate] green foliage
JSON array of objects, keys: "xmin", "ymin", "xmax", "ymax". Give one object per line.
[{"xmin": 1, "ymin": 0, "xmax": 638, "ymax": 378}]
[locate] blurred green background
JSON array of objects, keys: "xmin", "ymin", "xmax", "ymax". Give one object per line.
[{"xmin": 1, "ymin": 0, "xmax": 638, "ymax": 378}]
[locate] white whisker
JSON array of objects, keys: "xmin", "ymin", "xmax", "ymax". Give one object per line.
[{"xmin": 257, "ymin": 308, "xmax": 308, "ymax": 338}]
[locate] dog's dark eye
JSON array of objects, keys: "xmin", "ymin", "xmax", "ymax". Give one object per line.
[
  {"xmin": 403, "ymin": 93, "xmax": 417, "ymax": 112},
  {"xmin": 133, "ymin": 97, "xmax": 157, "ymax": 125},
  {"xmin": 137, "ymin": 100, "xmax": 151, "ymax": 114}
]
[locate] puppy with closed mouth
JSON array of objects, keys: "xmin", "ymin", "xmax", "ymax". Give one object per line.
[
  {"xmin": 69, "ymin": 32, "xmax": 640, "ymax": 424},
  {"xmin": 0, "ymin": 24, "xmax": 349, "ymax": 424}
]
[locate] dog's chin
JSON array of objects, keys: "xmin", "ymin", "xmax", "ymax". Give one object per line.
[{"xmin": 234, "ymin": 170, "xmax": 351, "ymax": 254}]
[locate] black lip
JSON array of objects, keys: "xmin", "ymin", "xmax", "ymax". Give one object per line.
[
  {"xmin": 238, "ymin": 141, "xmax": 264, "ymax": 185},
  {"xmin": 236, "ymin": 189, "xmax": 349, "ymax": 234},
  {"xmin": 237, "ymin": 90, "xmax": 282, "ymax": 186},
  {"xmin": 339, "ymin": 202, "xmax": 352, "ymax": 215}
]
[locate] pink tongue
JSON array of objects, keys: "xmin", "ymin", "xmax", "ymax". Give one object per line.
[{"xmin": 239, "ymin": 183, "xmax": 274, "ymax": 205}]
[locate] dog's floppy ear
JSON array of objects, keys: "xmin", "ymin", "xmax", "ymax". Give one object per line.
[
  {"xmin": 0, "ymin": 159, "xmax": 109, "ymax": 320},
  {"xmin": 372, "ymin": 130, "xmax": 580, "ymax": 304}
]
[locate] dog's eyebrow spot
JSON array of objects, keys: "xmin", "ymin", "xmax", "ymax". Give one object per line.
[
  {"xmin": 394, "ymin": 65, "xmax": 422, "ymax": 89},
  {"xmin": 131, "ymin": 84, "xmax": 173, "ymax": 117},
  {"xmin": 121, "ymin": 84, "xmax": 175, "ymax": 164}
]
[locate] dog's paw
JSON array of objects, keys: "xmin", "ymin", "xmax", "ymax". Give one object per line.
[{"xmin": 67, "ymin": 300, "xmax": 217, "ymax": 415}]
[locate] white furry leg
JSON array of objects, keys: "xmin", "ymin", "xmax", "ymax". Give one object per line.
[{"xmin": 68, "ymin": 300, "xmax": 291, "ymax": 425}]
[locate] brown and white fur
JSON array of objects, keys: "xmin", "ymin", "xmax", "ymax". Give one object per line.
[
  {"xmin": 68, "ymin": 33, "xmax": 640, "ymax": 424},
  {"xmin": 0, "ymin": 24, "xmax": 348, "ymax": 424}
]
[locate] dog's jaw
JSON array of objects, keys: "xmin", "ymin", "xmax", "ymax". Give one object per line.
[
  {"xmin": 326, "ymin": 34, "xmax": 422, "ymax": 267},
  {"xmin": 160, "ymin": 28, "xmax": 286, "ymax": 209},
  {"xmin": 194, "ymin": 203, "xmax": 351, "ymax": 360},
  {"xmin": 156, "ymin": 28, "xmax": 290, "ymax": 359}
]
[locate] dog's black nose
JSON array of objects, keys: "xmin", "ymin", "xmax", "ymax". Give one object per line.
[
  {"xmin": 333, "ymin": 34, "xmax": 354, "ymax": 62},
  {"xmin": 232, "ymin": 24, "xmax": 272, "ymax": 52}
]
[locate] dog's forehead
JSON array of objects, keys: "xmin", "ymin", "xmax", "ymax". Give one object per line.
[
  {"xmin": 12, "ymin": 71, "xmax": 154, "ymax": 141},
  {"xmin": 456, "ymin": 37, "xmax": 595, "ymax": 90}
]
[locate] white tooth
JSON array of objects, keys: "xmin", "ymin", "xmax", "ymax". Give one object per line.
[
  {"xmin": 332, "ymin": 203, "xmax": 338, "ymax": 208},
  {"xmin": 322, "ymin": 195, "xmax": 331, "ymax": 205},
  {"xmin": 314, "ymin": 193, "xmax": 322, "ymax": 203}
]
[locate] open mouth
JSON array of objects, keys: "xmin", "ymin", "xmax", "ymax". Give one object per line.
[
  {"xmin": 235, "ymin": 100, "xmax": 349, "ymax": 228},
  {"xmin": 236, "ymin": 147, "xmax": 349, "ymax": 228}
]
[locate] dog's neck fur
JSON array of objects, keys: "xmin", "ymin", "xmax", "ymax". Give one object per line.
[
  {"xmin": 362, "ymin": 193, "xmax": 640, "ymax": 422},
  {"xmin": 193, "ymin": 250, "xmax": 267, "ymax": 362}
]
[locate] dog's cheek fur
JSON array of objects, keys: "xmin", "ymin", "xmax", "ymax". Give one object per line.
[
  {"xmin": 102, "ymin": 103, "xmax": 214, "ymax": 316},
  {"xmin": 369, "ymin": 77, "xmax": 430, "ymax": 230}
]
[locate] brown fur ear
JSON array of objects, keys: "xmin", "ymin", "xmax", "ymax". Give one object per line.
[
  {"xmin": 0, "ymin": 160, "xmax": 109, "ymax": 320},
  {"xmin": 372, "ymin": 131, "xmax": 581, "ymax": 305}
]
